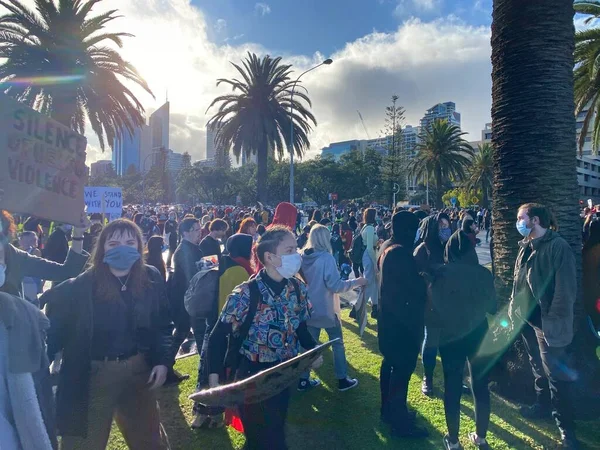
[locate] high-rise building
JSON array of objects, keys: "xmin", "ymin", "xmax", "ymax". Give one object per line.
[
  {"xmin": 482, "ymin": 123, "xmax": 492, "ymax": 142},
  {"xmin": 147, "ymin": 101, "xmax": 170, "ymax": 168},
  {"xmin": 90, "ymin": 160, "xmax": 113, "ymax": 178},
  {"xmin": 166, "ymin": 149, "xmax": 185, "ymax": 174},
  {"xmin": 402, "ymin": 125, "xmax": 420, "ymax": 155},
  {"xmin": 206, "ymin": 123, "xmax": 220, "ymax": 161},
  {"xmin": 420, "ymin": 102, "xmax": 461, "ymax": 130}
]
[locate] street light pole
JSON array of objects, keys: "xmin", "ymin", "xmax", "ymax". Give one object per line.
[{"xmin": 289, "ymin": 58, "xmax": 333, "ymax": 204}]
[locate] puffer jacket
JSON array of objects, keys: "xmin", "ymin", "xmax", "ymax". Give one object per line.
[{"xmin": 509, "ymin": 230, "xmax": 577, "ymax": 347}]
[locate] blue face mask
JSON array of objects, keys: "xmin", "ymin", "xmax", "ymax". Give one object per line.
[
  {"xmin": 516, "ymin": 220, "xmax": 532, "ymax": 238},
  {"xmin": 103, "ymin": 246, "xmax": 141, "ymax": 271},
  {"xmin": 439, "ymin": 228, "xmax": 452, "ymax": 243}
]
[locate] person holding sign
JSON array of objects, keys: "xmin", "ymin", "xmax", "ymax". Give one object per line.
[{"xmin": 0, "ymin": 191, "xmax": 89, "ymax": 301}]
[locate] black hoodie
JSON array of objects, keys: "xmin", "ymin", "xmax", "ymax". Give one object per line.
[
  {"xmin": 413, "ymin": 213, "xmax": 450, "ymax": 273},
  {"xmin": 378, "ymin": 212, "xmax": 427, "ymax": 356}
]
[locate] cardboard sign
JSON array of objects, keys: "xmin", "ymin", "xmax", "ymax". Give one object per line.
[
  {"xmin": 189, "ymin": 339, "xmax": 337, "ymax": 407},
  {"xmin": 84, "ymin": 187, "xmax": 123, "ymax": 215},
  {"xmin": 0, "ymin": 95, "xmax": 87, "ymax": 224}
]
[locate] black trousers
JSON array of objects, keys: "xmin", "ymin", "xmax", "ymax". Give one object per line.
[
  {"xmin": 237, "ymin": 359, "xmax": 291, "ymax": 450},
  {"xmin": 169, "ymin": 300, "xmax": 192, "ymax": 364},
  {"xmin": 191, "ymin": 316, "xmax": 223, "ymax": 416},
  {"xmin": 380, "ymin": 335, "xmax": 421, "ymax": 424},
  {"xmin": 440, "ymin": 321, "xmax": 491, "ymax": 440},
  {"xmin": 352, "ymin": 261, "xmax": 364, "ymax": 278},
  {"xmin": 521, "ymin": 321, "xmax": 576, "ymax": 432}
]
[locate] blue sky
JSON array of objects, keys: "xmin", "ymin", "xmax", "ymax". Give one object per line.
[{"xmin": 196, "ymin": 0, "xmax": 493, "ymax": 56}]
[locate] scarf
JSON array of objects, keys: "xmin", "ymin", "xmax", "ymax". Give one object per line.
[{"xmin": 232, "ymin": 256, "xmax": 253, "ymax": 276}]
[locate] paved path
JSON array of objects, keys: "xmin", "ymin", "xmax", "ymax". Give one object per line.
[{"xmin": 476, "ymin": 238, "xmax": 492, "ymax": 267}]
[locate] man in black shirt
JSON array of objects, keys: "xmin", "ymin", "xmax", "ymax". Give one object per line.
[
  {"xmin": 199, "ymin": 219, "xmax": 228, "ymax": 261},
  {"xmin": 169, "ymin": 217, "xmax": 203, "ymax": 383}
]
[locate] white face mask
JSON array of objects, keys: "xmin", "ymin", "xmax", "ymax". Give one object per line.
[
  {"xmin": 275, "ymin": 253, "xmax": 302, "ymax": 279},
  {"xmin": 0, "ymin": 264, "xmax": 6, "ymax": 288}
]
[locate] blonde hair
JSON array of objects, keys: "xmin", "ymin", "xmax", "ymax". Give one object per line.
[{"xmin": 305, "ymin": 224, "xmax": 332, "ymax": 253}]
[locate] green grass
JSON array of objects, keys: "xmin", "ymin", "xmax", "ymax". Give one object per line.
[{"xmin": 108, "ymin": 310, "xmax": 600, "ymax": 449}]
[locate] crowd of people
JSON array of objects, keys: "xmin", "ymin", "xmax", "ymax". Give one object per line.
[{"xmin": 0, "ymin": 195, "xmax": 583, "ymax": 450}]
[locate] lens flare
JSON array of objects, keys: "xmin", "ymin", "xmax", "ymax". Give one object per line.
[
  {"xmin": 0, "ymin": 75, "xmax": 85, "ymax": 87},
  {"xmin": 500, "ymin": 319, "xmax": 509, "ymax": 328}
]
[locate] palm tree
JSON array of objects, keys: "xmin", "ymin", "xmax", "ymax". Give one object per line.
[
  {"xmin": 574, "ymin": 1, "xmax": 600, "ymax": 153},
  {"xmin": 207, "ymin": 52, "xmax": 316, "ymax": 202},
  {"xmin": 465, "ymin": 143, "xmax": 493, "ymax": 208},
  {"xmin": 408, "ymin": 119, "xmax": 474, "ymax": 208},
  {"xmin": 0, "ymin": 0, "xmax": 152, "ymax": 150}
]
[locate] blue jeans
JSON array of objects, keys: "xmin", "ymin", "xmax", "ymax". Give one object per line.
[
  {"xmin": 301, "ymin": 317, "xmax": 348, "ymax": 380},
  {"xmin": 422, "ymin": 326, "xmax": 440, "ymax": 379}
]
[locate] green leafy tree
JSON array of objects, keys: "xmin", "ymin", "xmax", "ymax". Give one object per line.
[
  {"xmin": 574, "ymin": 0, "xmax": 600, "ymax": 153},
  {"xmin": 207, "ymin": 52, "xmax": 316, "ymax": 201},
  {"xmin": 465, "ymin": 143, "xmax": 493, "ymax": 208},
  {"xmin": 0, "ymin": 0, "xmax": 152, "ymax": 149},
  {"xmin": 409, "ymin": 119, "xmax": 474, "ymax": 208}
]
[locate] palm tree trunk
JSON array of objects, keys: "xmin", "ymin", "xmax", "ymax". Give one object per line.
[
  {"xmin": 435, "ymin": 165, "xmax": 443, "ymax": 208},
  {"xmin": 257, "ymin": 145, "xmax": 268, "ymax": 203},
  {"xmin": 491, "ymin": 0, "xmax": 584, "ymax": 399},
  {"xmin": 482, "ymin": 181, "xmax": 489, "ymax": 209}
]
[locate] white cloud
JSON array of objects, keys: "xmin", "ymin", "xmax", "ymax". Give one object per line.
[
  {"xmin": 215, "ymin": 18, "xmax": 227, "ymax": 32},
  {"xmin": 395, "ymin": 0, "xmax": 442, "ymax": 17},
  {"xmin": 3, "ymin": 1, "xmax": 492, "ymax": 163},
  {"xmin": 255, "ymin": 2, "xmax": 271, "ymax": 16}
]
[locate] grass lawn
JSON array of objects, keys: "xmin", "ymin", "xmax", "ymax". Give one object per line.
[{"xmin": 108, "ymin": 309, "xmax": 600, "ymax": 449}]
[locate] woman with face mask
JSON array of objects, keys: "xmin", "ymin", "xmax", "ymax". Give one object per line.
[
  {"xmin": 413, "ymin": 213, "xmax": 451, "ymax": 396},
  {"xmin": 42, "ymin": 219, "xmax": 172, "ymax": 449},
  {"xmin": 207, "ymin": 225, "xmax": 318, "ymax": 450}
]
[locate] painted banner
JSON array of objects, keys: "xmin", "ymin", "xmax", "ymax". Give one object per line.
[
  {"xmin": 189, "ymin": 339, "xmax": 337, "ymax": 407},
  {"xmin": 84, "ymin": 186, "xmax": 123, "ymax": 215},
  {"xmin": 0, "ymin": 94, "xmax": 87, "ymax": 224}
]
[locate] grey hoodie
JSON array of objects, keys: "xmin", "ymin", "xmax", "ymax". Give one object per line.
[{"xmin": 301, "ymin": 249, "xmax": 359, "ymax": 329}]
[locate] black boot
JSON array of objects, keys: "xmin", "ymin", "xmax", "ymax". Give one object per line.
[{"xmin": 390, "ymin": 415, "xmax": 429, "ymax": 439}]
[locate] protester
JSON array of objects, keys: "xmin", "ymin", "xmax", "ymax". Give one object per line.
[
  {"xmin": 361, "ymin": 208, "xmax": 379, "ymax": 318},
  {"xmin": 207, "ymin": 226, "xmax": 319, "ymax": 450},
  {"xmin": 297, "ymin": 225, "xmax": 311, "ymax": 249},
  {"xmin": 330, "ymin": 223, "xmax": 345, "ymax": 267},
  {"xmin": 378, "ymin": 211, "xmax": 429, "ymax": 438},
  {"xmin": 43, "ymin": 223, "xmax": 71, "ymax": 264},
  {"xmin": 191, "ymin": 233, "xmax": 255, "ymax": 429},
  {"xmin": 17, "ymin": 231, "xmax": 44, "ymax": 306},
  {"xmin": 413, "ymin": 213, "xmax": 451, "ymax": 396},
  {"xmin": 0, "ymin": 209, "xmax": 88, "ymax": 300},
  {"xmin": 445, "ymin": 218, "xmax": 479, "ymax": 265},
  {"xmin": 200, "ymin": 219, "xmax": 228, "ymax": 261},
  {"xmin": 509, "ymin": 203, "xmax": 578, "ymax": 449},
  {"xmin": 146, "ymin": 235, "xmax": 167, "ymax": 281},
  {"xmin": 43, "ymin": 219, "xmax": 172, "ymax": 449},
  {"xmin": 83, "ymin": 222, "xmax": 103, "ymax": 254},
  {"xmin": 583, "ymin": 219, "xmax": 600, "ymax": 328},
  {"xmin": 237, "ymin": 218, "xmax": 258, "ymax": 239},
  {"xmin": 0, "ymin": 291, "xmax": 55, "ymax": 450},
  {"xmin": 170, "ymin": 217, "xmax": 203, "ymax": 383},
  {"xmin": 299, "ymin": 225, "xmax": 365, "ymax": 392},
  {"xmin": 164, "ymin": 210, "xmax": 179, "ymax": 268}
]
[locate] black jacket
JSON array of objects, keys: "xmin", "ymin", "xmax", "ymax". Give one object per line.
[
  {"xmin": 378, "ymin": 243, "xmax": 427, "ymax": 357},
  {"xmin": 43, "ymin": 229, "xmax": 69, "ymax": 264},
  {"xmin": 445, "ymin": 230, "xmax": 479, "ymax": 265},
  {"xmin": 42, "ymin": 266, "xmax": 173, "ymax": 437}
]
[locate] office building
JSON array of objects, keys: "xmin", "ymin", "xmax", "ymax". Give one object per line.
[
  {"xmin": 146, "ymin": 101, "xmax": 170, "ymax": 168},
  {"xmin": 206, "ymin": 123, "xmax": 220, "ymax": 161},
  {"xmin": 321, "ymin": 140, "xmax": 368, "ymax": 160},
  {"xmin": 90, "ymin": 160, "xmax": 113, "ymax": 178},
  {"xmin": 420, "ymin": 102, "xmax": 461, "ymax": 130},
  {"xmin": 166, "ymin": 149, "xmax": 185, "ymax": 174},
  {"xmin": 576, "ymin": 108, "xmax": 600, "ymax": 202}
]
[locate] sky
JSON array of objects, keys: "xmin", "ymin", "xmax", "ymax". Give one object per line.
[{"xmin": 0, "ymin": 0, "xmax": 526, "ymax": 164}]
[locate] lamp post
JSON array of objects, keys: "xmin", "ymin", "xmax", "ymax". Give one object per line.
[{"xmin": 289, "ymin": 58, "xmax": 333, "ymax": 204}]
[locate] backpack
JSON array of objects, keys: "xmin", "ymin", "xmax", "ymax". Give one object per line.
[
  {"xmin": 223, "ymin": 277, "xmax": 303, "ymax": 381},
  {"xmin": 350, "ymin": 228, "xmax": 366, "ymax": 264},
  {"xmin": 184, "ymin": 258, "xmax": 220, "ymax": 319}
]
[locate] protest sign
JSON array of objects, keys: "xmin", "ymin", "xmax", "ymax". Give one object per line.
[
  {"xmin": 0, "ymin": 94, "xmax": 87, "ymax": 225},
  {"xmin": 189, "ymin": 339, "xmax": 337, "ymax": 407},
  {"xmin": 84, "ymin": 187, "xmax": 123, "ymax": 216}
]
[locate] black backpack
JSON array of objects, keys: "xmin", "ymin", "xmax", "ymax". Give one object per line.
[{"xmin": 350, "ymin": 228, "xmax": 366, "ymax": 264}]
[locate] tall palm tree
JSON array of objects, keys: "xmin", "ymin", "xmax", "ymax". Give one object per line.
[
  {"xmin": 207, "ymin": 52, "xmax": 316, "ymax": 202},
  {"xmin": 408, "ymin": 119, "xmax": 474, "ymax": 208},
  {"xmin": 574, "ymin": 1, "xmax": 600, "ymax": 153},
  {"xmin": 465, "ymin": 143, "xmax": 493, "ymax": 208},
  {"xmin": 0, "ymin": 0, "xmax": 152, "ymax": 150},
  {"xmin": 491, "ymin": 0, "xmax": 583, "ymax": 397}
]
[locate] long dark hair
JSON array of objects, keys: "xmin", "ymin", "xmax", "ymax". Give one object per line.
[
  {"xmin": 90, "ymin": 219, "xmax": 147, "ymax": 301},
  {"xmin": 363, "ymin": 208, "xmax": 376, "ymax": 225}
]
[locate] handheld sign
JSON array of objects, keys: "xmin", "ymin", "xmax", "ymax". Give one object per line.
[
  {"xmin": 0, "ymin": 95, "xmax": 87, "ymax": 224},
  {"xmin": 84, "ymin": 187, "xmax": 123, "ymax": 216},
  {"xmin": 190, "ymin": 339, "xmax": 337, "ymax": 407}
]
